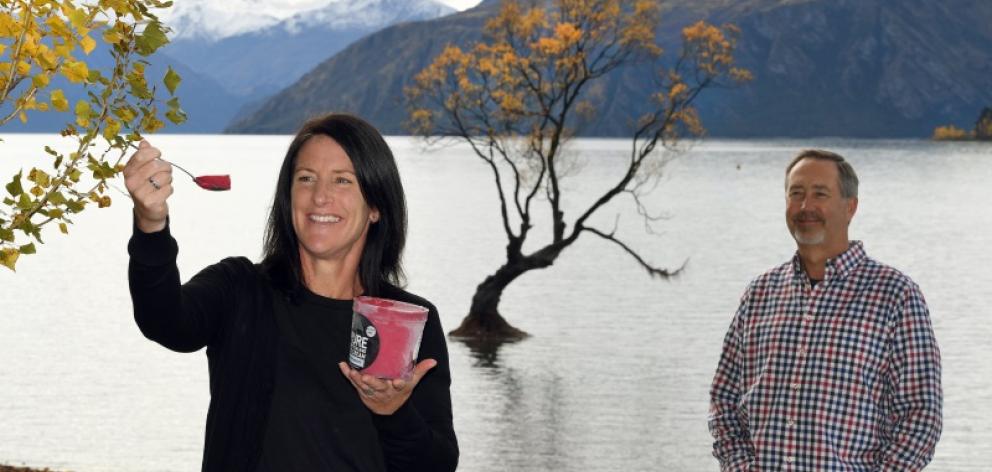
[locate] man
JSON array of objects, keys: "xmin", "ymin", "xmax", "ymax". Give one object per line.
[{"xmin": 708, "ymin": 149, "xmax": 942, "ymax": 471}]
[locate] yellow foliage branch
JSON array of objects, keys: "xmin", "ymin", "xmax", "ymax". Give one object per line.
[{"xmin": 1, "ymin": 0, "xmax": 185, "ymax": 271}]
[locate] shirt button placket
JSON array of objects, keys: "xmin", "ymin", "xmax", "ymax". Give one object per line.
[{"xmin": 785, "ymin": 299, "xmax": 813, "ymax": 470}]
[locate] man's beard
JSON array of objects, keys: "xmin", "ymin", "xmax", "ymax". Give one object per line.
[{"xmin": 791, "ymin": 226, "xmax": 825, "ymax": 245}]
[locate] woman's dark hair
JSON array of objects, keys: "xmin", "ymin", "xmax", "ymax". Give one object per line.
[{"xmin": 261, "ymin": 113, "xmax": 406, "ymax": 299}]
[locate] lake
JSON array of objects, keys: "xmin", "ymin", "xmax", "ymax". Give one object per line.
[{"xmin": 1, "ymin": 135, "xmax": 989, "ymax": 471}]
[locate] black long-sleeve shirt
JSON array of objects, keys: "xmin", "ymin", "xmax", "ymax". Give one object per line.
[{"xmin": 127, "ymin": 223, "xmax": 458, "ymax": 471}]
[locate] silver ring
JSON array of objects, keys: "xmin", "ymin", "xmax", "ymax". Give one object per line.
[
  {"xmin": 149, "ymin": 177, "xmax": 161, "ymax": 190},
  {"xmin": 363, "ymin": 388, "xmax": 375, "ymax": 397}
]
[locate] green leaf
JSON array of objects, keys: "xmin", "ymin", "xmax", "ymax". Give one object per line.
[
  {"xmin": 66, "ymin": 200, "xmax": 85, "ymax": 212},
  {"xmin": 166, "ymin": 109, "xmax": 186, "ymax": 125},
  {"xmin": 19, "ymin": 243, "xmax": 36, "ymax": 255},
  {"xmin": 0, "ymin": 227, "xmax": 14, "ymax": 242},
  {"xmin": 6, "ymin": 171, "xmax": 23, "ymax": 197},
  {"xmin": 18, "ymin": 219, "xmax": 40, "ymax": 241},
  {"xmin": 103, "ymin": 117, "xmax": 123, "ymax": 141},
  {"xmin": 96, "ymin": 161, "xmax": 117, "ymax": 179},
  {"xmin": 135, "ymin": 21, "xmax": 169, "ymax": 55},
  {"xmin": 68, "ymin": 8, "xmax": 89, "ymax": 29},
  {"xmin": 28, "ymin": 168, "xmax": 51, "ymax": 187},
  {"xmin": 113, "ymin": 105, "xmax": 137, "ymax": 122},
  {"xmin": 49, "ymin": 191, "xmax": 67, "ymax": 206},
  {"xmin": 1, "ymin": 248, "xmax": 19, "ymax": 271},
  {"xmin": 102, "ymin": 28, "xmax": 123, "ymax": 44},
  {"xmin": 127, "ymin": 72, "xmax": 151, "ymax": 100},
  {"xmin": 88, "ymin": 69, "xmax": 106, "ymax": 84},
  {"xmin": 166, "ymin": 98, "xmax": 186, "ymax": 124},
  {"xmin": 17, "ymin": 193, "xmax": 32, "ymax": 210},
  {"xmin": 163, "ymin": 66, "xmax": 180, "ymax": 95},
  {"xmin": 74, "ymin": 100, "xmax": 92, "ymax": 127}
]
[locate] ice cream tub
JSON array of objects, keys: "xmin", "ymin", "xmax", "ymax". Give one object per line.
[{"xmin": 348, "ymin": 296, "xmax": 428, "ymax": 380}]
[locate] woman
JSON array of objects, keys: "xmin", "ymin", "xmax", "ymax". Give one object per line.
[{"xmin": 124, "ymin": 114, "xmax": 458, "ymax": 471}]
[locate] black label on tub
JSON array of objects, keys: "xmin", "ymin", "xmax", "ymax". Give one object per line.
[{"xmin": 348, "ymin": 312, "xmax": 379, "ymax": 369}]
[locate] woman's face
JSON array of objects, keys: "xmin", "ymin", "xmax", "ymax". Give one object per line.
[{"xmin": 291, "ymin": 135, "xmax": 379, "ymax": 266}]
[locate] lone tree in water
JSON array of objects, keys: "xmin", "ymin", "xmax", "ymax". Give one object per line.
[
  {"xmin": 0, "ymin": 0, "xmax": 184, "ymax": 270},
  {"xmin": 406, "ymin": 0, "xmax": 750, "ymax": 341}
]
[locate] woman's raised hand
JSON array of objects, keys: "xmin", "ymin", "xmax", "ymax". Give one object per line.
[{"xmin": 123, "ymin": 140, "xmax": 173, "ymax": 233}]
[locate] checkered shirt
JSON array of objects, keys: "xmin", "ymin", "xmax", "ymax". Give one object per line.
[{"xmin": 708, "ymin": 241, "xmax": 942, "ymax": 471}]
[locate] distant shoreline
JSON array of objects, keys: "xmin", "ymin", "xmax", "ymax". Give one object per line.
[{"xmin": 0, "ymin": 465, "xmax": 66, "ymax": 472}]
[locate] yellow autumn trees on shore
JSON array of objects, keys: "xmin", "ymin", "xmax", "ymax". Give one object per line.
[
  {"xmin": 1, "ymin": 0, "xmax": 183, "ymax": 270},
  {"xmin": 933, "ymin": 107, "xmax": 992, "ymax": 141}
]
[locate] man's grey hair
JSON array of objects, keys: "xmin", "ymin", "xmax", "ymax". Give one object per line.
[{"xmin": 785, "ymin": 149, "xmax": 859, "ymax": 198}]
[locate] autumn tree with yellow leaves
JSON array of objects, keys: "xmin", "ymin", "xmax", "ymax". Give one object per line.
[
  {"xmin": 931, "ymin": 125, "xmax": 969, "ymax": 141},
  {"xmin": 406, "ymin": 0, "xmax": 750, "ymax": 341},
  {"xmin": 1, "ymin": 0, "xmax": 184, "ymax": 270}
]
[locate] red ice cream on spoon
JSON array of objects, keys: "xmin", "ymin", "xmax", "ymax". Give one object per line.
[
  {"xmin": 164, "ymin": 160, "xmax": 231, "ymax": 191},
  {"xmin": 192, "ymin": 175, "xmax": 231, "ymax": 191}
]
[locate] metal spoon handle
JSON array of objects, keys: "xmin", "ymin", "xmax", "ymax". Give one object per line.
[
  {"xmin": 125, "ymin": 141, "xmax": 197, "ymax": 182},
  {"xmin": 160, "ymin": 158, "xmax": 196, "ymax": 181}
]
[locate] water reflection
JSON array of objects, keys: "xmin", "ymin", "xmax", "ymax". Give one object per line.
[
  {"xmin": 449, "ymin": 337, "xmax": 574, "ymax": 472},
  {"xmin": 451, "ymin": 335, "xmax": 519, "ymax": 368}
]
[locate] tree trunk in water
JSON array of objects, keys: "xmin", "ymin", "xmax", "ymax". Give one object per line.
[{"xmin": 449, "ymin": 261, "xmax": 531, "ymax": 341}]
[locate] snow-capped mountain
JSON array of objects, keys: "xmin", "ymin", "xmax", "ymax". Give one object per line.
[
  {"xmin": 163, "ymin": 0, "xmax": 454, "ymax": 96},
  {"xmin": 159, "ymin": 0, "xmax": 454, "ymax": 40},
  {"xmin": 281, "ymin": 0, "xmax": 456, "ymax": 33},
  {"xmin": 141, "ymin": 0, "xmax": 455, "ymax": 132}
]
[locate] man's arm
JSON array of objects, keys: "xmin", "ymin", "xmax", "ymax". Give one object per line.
[
  {"xmin": 708, "ymin": 293, "xmax": 755, "ymax": 471},
  {"xmin": 879, "ymin": 284, "xmax": 942, "ymax": 471}
]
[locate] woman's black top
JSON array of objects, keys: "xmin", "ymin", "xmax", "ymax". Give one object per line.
[
  {"xmin": 127, "ymin": 222, "xmax": 458, "ymax": 472},
  {"xmin": 256, "ymin": 291, "xmax": 385, "ymax": 471}
]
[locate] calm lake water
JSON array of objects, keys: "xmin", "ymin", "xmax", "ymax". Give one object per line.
[{"xmin": 1, "ymin": 135, "xmax": 990, "ymax": 471}]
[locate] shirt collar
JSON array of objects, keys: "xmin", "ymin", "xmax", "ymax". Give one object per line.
[{"xmin": 791, "ymin": 240, "xmax": 866, "ymax": 283}]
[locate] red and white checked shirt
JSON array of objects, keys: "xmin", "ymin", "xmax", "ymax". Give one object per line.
[{"xmin": 709, "ymin": 241, "xmax": 942, "ymax": 471}]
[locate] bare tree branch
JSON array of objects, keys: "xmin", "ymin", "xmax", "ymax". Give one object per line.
[{"xmin": 582, "ymin": 226, "xmax": 685, "ymax": 278}]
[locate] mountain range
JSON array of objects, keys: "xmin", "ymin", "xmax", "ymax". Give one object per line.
[
  {"xmin": 228, "ymin": 0, "xmax": 992, "ymax": 138},
  {"xmin": 164, "ymin": 0, "xmax": 454, "ymax": 100},
  {"xmin": 6, "ymin": 0, "xmax": 990, "ymax": 137}
]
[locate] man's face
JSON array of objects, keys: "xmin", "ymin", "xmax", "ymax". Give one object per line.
[{"xmin": 785, "ymin": 158, "xmax": 857, "ymax": 249}]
